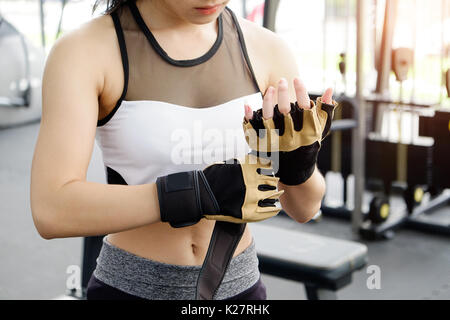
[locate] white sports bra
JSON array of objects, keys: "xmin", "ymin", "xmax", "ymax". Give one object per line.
[{"xmin": 96, "ymin": 93, "xmax": 262, "ymax": 185}]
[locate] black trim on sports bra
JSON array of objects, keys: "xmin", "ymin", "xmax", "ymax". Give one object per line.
[
  {"xmin": 106, "ymin": 166, "xmax": 128, "ymax": 185},
  {"xmin": 127, "ymin": 1, "xmax": 224, "ymax": 68},
  {"xmin": 226, "ymin": 7, "xmax": 263, "ymax": 97},
  {"xmin": 97, "ymin": 10, "xmax": 130, "ymax": 127}
]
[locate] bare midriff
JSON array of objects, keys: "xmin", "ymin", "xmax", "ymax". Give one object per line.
[{"xmin": 107, "ymin": 219, "xmax": 253, "ymax": 266}]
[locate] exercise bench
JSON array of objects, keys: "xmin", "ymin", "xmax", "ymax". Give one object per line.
[{"xmin": 251, "ymin": 223, "xmax": 368, "ymax": 300}]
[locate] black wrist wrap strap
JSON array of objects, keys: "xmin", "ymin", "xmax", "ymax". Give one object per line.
[
  {"xmin": 157, "ymin": 170, "xmax": 219, "ymax": 228},
  {"xmin": 156, "ymin": 171, "xmax": 202, "ymax": 228},
  {"xmin": 196, "ymin": 221, "xmax": 247, "ymax": 300}
]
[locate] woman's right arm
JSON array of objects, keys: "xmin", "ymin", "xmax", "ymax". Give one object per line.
[{"xmin": 30, "ymin": 22, "xmax": 161, "ymax": 240}]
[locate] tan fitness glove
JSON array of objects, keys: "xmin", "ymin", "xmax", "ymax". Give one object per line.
[
  {"xmin": 243, "ymin": 97, "xmax": 339, "ymax": 186},
  {"xmin": 156, "ymin": 154, "xmax": 284, "ymax": 227}
]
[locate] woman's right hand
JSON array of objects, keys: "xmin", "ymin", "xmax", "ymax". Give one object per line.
[{"xmin": 156, "ymin": 154, "xmax": 284, "ymax": 228}]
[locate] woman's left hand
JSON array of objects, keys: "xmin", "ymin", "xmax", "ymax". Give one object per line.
[
  {"xmin": 242, "ymin": 77, "xmax": 338, "ymax": 186},
  {"xmin": 244, "ymin": 77, "xmax": 333, "ymax": 126}
]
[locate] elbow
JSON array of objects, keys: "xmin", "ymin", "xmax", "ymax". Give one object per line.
[
  {"xmin": 291, "ymin": 201, "xmax": 322, "ymax": 224},
  {"xmin": 32, "ymin": 209, "xmax": 58, "ymax": 240},
  {"xmin": 282, "ymin": 199, "xmax": 322, "ymax": 224},
  {"xmin": 280, "ymin": 171, "xmax": 327, "ymax": 224},
  {"xmin": 294, "ymin": 175, "xmax": 326, "ymax": 224},
  {"xmin": 37, "ymin": 228, "xmax": 56, "ymax": 241},
  {"xmin": 31, "ymin": 197, "xmax": 59, "ymax": 240},
  {"xmin": 286, "ymin": 187, "xmax": 326, "ymax": 224}
]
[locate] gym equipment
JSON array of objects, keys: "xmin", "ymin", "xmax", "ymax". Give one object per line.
[
  {"xmin": 314, "ymin": 42, "xmax": 447, "ymax": 239},
  {"xmin": 315, "ymin": 94, "xmax": 356, "ymax": 217},
  {"xmin": 80, "ymin": 236, "xmax": 103, "ymax": 297},
  {"xmin": 318, "ymin": 98, "xmax": 449, "ymax": 240},
  {"xmin": 313, "ymin": 96, "xmax": 398, "ymax": 230},
  {"xmin": 1, "ymin": 0, "xmax": 71, "ymax": 129},
  {"xmin": 38, "ymin": 0, "xmax": 68, "ymax": 48},
  {"xmin": 326, "ymin": 0, "xmax": 449, "ymax": 239},
  {"xmin": 358, "ymin": 44, "xmax": 450, "ymax": 238},
  {"xmin": 446, "ymin": 69, "xmax": 450, "ymax": 98},
  {"xmin": 262, "ymin": 0, "xmax": 280, "ymax": 32},
  {"xmin": 360, "ymin": 1, "xmax": 450, "ymax": 236},
  {"xmin": 406, "ymin": 109, "xmax": 450, "ymax": 235},
  {"xmin": 338, "ymin": 53, "xmax": 347, "ymax": 95},
  {"xmin": 392, "ymin": 48, "xmax": 414, "ymax": 83},
  {"xmin": 0, "ymin": 14, "xmax": 45, "ymax": 128},
  {"xmin": 55, "ymin": 0, "xmax": 68, "ymax": 40},
  {"xmin": 252, "ymin": 223, "xmax": 368, "ymax": 300},
  {"xmin": 353, "ymin": 46, "xmax": 437, "ymax": 239}
]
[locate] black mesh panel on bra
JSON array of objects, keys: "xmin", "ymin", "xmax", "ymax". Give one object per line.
[{"xmin": 113, "ymin": 1, "xmax": 260, "ymax": 108}]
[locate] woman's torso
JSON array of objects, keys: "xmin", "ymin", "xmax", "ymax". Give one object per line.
[{"xmin": 94, "ymin": 1, "xmax": 270, "ymax": 266}]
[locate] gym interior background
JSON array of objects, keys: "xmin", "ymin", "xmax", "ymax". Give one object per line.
[{"xmin": 1, "ymin": 0, "xmax": 449, "ymax": 300}]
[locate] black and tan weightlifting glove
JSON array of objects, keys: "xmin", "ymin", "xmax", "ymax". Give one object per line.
[
  {"xmin": 243, "ymin": 97, "xmax": 338, "ymax": 186},
  {"xmin": 156, "ymin": 154, "xmax": 283, "ymax": 228}
]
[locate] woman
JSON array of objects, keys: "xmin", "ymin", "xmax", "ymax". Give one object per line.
[{"xmin": 30, "ymin": 0, "xmax": 333, "ymax": 300}]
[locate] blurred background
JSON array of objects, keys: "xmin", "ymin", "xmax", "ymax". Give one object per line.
[{"xmin": 0, "ymin": 0, "xmax": 449, "ymax": 300}]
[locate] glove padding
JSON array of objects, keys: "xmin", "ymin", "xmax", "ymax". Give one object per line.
[
  {"xmin": 156, "ymin": 154, "xmax": 283, "ymax": 228},
  {"xmin": 243, "ymin": 97, "xmax": 338, "ymax": 186}
]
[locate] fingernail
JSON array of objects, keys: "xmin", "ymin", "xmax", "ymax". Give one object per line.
[
  {"xmin": 295, "ymin": 78, "xmax": 303, "ymax": 86},
  {"xmin": 265, "ymin": 87, "xmax": 274, "ymax": 98}
]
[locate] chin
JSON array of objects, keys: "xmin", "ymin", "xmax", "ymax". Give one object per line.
[{"xmin": 190, "ymin": 12, "xmax": 223, "ymax": 24}]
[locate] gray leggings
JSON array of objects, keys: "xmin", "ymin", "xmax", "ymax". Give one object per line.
[{"xmin": 91, "ymin": 237, "xmax": 261, "ymax": 300}]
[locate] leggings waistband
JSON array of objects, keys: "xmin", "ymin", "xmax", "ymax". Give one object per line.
[{"xmin": 93, "ymin": 237, "xmax": 260, "ymax": 300}]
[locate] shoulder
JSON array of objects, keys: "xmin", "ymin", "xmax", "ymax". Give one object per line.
[
  {"xmin": 50, "ymin": 14, "xmax": 116, "ymax": 59},
  {"xmin": 44, "ymin": 13, "xmax": 123, "ymax": 97},
  {"xmin": 233, "ymin": 14, "xmax": 299, "ymax": 92},
  {"xmin": 234, "ymin": 14, "xmax": 288, "ymax": 55},
  {"xmin": 46, "ymin": 14, "xmax": 117, "ymax": 79}
]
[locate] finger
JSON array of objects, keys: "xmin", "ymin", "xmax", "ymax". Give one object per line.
[
  {"xmin": 277, "ymin": 78, "xmax": 291, "ymax": 114},
  {"xmin": 244, "ymin": 104, "xmax": 253, "ymax": 121},
  {"xmin": 262, "ymin": 86, "xmax": 275, "ymax": 119},
  {"xmin": 322, "ymin": 87, "xmax": 333, "ymax": 104},
  {"xmin": 294, "ymin": 77, "xmax": 311, "ymax": 109},
  {"xmin": 264, "ymin": 190, "xmax": 284, "ymax": 200},
  {"xmin": 256, "ymin": 158, "xmax": 273, "ymax": 170},
  {"xmin": 260, "ymin": 176, "xmax": 280, "ymax": 187},
  {"xmin": 255, "ymin": 206, "xmax": 281, "ymax": 216},
  {"xmin": 253, "ymin": 210, "xmax": 281, "ymax": 222}
]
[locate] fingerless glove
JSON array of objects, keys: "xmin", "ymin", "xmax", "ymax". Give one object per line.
[
  {"xmin": 156, "ymin": 154, "xmax": 283, "ymax": 228},
  {"xmin": 243, "ymin": 97, "xmax": 338, "ymax": 186}
]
